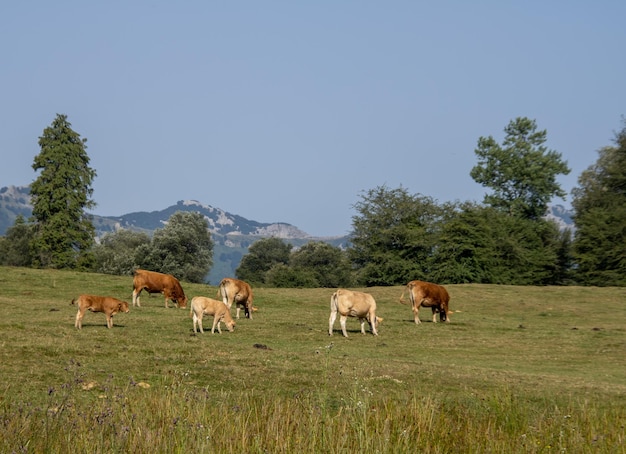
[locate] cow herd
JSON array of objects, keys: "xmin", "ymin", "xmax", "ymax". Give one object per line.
[{"xmin": 71, "ymin": 269, "xmax": 452, "ymax": 337}]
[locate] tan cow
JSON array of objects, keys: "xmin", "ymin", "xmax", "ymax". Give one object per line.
[
  {"xmin": 328, "ymin": 289, "xmax": 382, "ymax": 337},
  {"xmin": 72, "ymin": 294, "xmax": 130, "ymax": 330},
  {"xmin": 217, "ymin": 278, "xmax": 254, "ymax": 319},
  {"xmin": 399, "ymin": 280, "xmax": 451, "ymax": 324},
  {"xmin": 190, "ymin": 296, "xmax": 236, "ymax": 334},
  {"xmin": 132, "ymin": 269, "xmax": 187, "ymax": 308}
]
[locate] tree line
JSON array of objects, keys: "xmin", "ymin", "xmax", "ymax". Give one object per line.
[{"xmin": 1, "ymin": 114, "xmax": 624, "ymax": 287}]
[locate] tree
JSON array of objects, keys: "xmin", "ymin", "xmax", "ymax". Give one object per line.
[
  {"xmin": 136, "ymin": 211, "xmax": 214, "ymax": 283},
  {"xmin": 430, "ymin": 203, "xmax": 567, "ymax": 285},
  {"xmin": 348, "ymin": 185, "xmax": 442, "ymax": 286},
  {"xmin": 236, "ymin": 237, "xmax": 292, "ymax": 284},
  {"xmin": 0, "ymin": 215, "xmax": 35, "ymax": 267},
  {"xmin": 572, "ymin": 119, "xmax": 626, "ymax": 286},
  {"xmin": 92, "ymin": 229, "xmax": 151, "ymax": 276},
  {"xmin": 30, "ymin": 114, "xmax": 97, "ymax": 269},
  {"xmin": 289, "ymin": 241, "xmax": 354, "ymax": 288},
  {"xmin": 470, "ymin": 117, "xmax": 570, "ymax": 220}
]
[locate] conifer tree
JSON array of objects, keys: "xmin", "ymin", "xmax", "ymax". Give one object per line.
[{"xmin": 30, "ymin": 114, "xmax": 97, "ymax": 269}]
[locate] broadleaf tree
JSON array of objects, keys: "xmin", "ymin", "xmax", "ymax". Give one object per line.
[
  {"xmin": 135, "ymin": 211, "xmax": 214, "ymax": 283},
  {"xmin": 470, "ymin": 117, "xmax": 570, "ymax": 220},
  {"xmin": 348, "ymin": 185, "xmax": 442, "ymax": 286},
  {"xmin": 235, "ymin": 237, "xmax": 292, "ymax": 284},
  {"xmin": 30, "ymin": 114, "xmax": 97, "ymax": 269}
]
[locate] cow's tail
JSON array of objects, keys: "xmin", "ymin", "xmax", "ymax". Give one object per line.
[
  {"xmin": 330, "ymin": 291, "xmax": 338, "ymax": 311},
  {"xmin": 70, "ymin": 298, "xmax": 76, "ymax": 306},
  {"xmin": 399, "ymin": 289, "xmax": 409, "ymax": 305}
]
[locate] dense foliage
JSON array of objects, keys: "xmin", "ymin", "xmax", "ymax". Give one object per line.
[
  {"xmin": 0, "ymin": 215, "xmax": 35, "ymax": 266},
  {"xmin": 29, "ymin": 114, "xmax": 97, "ymax": 269},
  {"xmin": 348, "ymin": 186, "xmax": 442, "ymax": 286},
  {"xmin": 134, "ymin": 211, "xmax": 214, "ymax": 283},
  {"xmin": 470, "ymin": 117, "xmax": 570, "ymax": 220},
  {"xmin": 91, "ymin": 211, "xmax": 213, "ymax": 283},
  {"xmin": 236, "ymin": 237, "xmax": 292, "ymax": 284},
  {"xmin": 572, "ymin": 120, "xmax": 626, "ymax": 286},
  {"xmin": 92, "ymin": 230, "xmax": 151, "ymax": 276}
]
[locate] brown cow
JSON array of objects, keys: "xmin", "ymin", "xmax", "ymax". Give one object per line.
[
  {"xmin": 329, "ymin": 289, "xmax": 382, "ymax": 337},
  {"xmin": 72, "ymin": 294, "xmax": 130, "ymax": 329},
  {"xmin": 399, "ymin": 280, "xmax": 451, "ymax": 324},
  {"xmin": 217, "ymin": 278, "xmax": 254, "ymax": 319},
  {"xmin": 132, "ymin": 269, "xmax": 187, "ymax": 308},
  {"xmin": 190, "ymin": 296, "xmax": 236, "ymax": 334}
]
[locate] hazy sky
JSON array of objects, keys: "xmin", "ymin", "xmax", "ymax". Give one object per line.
[{"xmin": 1, "ymin": 1, "xmax": 624, "ymax": 237}]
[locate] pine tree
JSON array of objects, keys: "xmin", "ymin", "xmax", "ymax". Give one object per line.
[{"xmin": 30, "ymin": 114, "xmax": 97, "ymax": 269}]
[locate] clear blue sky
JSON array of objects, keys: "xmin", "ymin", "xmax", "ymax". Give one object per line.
[{"xmin": 1, "ymin": 1, "xmax": 624, "ymax": 237}]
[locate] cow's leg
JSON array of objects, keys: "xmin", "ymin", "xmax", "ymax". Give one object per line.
[
  {"xmin": 197, "ymin": 313, "xmax": 205, "ymax": 333},
  {"xmin": 413, "ymin": 303, "xmax": 422, "ymax": 325},
  {"xmin": 75, "ymin": 309, "xmax": 85, "ymax": 329},
  {"xmin": 432, "ymin": 307, "xmax": 438, "ymax": 324},
  {"xmin": 132, "ymin": 289, "xmax": 141, "ymax": 307},
  {"xmin": 369, "ymin": 310, "xmax": 378, "ymax": 336},
  {"xmin": 212, "ymin": 315, "xmax": 221, "ymax": 334},
  {"xmin": 106, "ymin": 314, "xmax": 113, "ymax": 329},
  {"xmin": 339, "ymin": 315, "xmax": 349, "ymax": 337},
  {"xmin": 235, "ymin": 306, "xmax": 241, "ymax": 319},
  {"xmin": 245, "ymin": 302, "xmax": 252, "ymax": 320},
  {"xmin": 192, "ymin": 312, "xmax": 199, "ymax": 333},
  {"xmin": 359, "ymin": 318, "xmax": 367, "ymax": 335},
  {"xmin": 328, "ymin": 310, "xmax": 338, "ymax": 336},
  {"xmin": 164, "ymin": 296, "xmax": 169, "ymax": 309}
]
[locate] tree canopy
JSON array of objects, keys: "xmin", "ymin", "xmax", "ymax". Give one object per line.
[
  {"xmin": 236, "ymin": 237, "xmax": 292, "ymax": 284},
  {"xmin": 348, "ymin": 185, "xmax": 442, "ymax": 286},
  {"xmin": 470, "ymin": 117, "xmax": 570, "ymax": 220},
  {"xmin": 135, "ymin": 211, "xmax": 214, "ymax": 283},
  {"xmin": 30, "ymin": 114, "xmax": 97, "ymax": 269}
]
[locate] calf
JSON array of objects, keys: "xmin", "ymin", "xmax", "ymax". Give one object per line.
[
  {"xmin": 400, "ymin": 280, "xmax": 451, "ymax": 324},
  {"xmin": 72, "ymin": 294, "xmax": 130, "ymax": 329},
  {"xmin": 329, "ymin": 289, "xmax": 382, "ymax": 337},
  {"xmin": 217, "ymin": 277, "xmax": 254, "ymax": 319},
  {"xmin": 190, "ymin": 296, "xmax": 236, "ymax": 334},
  {"xmin": 132, "ymin": 269, "xmax": 187, "ymax": 308}
]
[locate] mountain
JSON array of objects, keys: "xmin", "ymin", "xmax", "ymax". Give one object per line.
[
  {"xmin": 0, "ymin": 186, "xmax": 32, "ymax": 233},
  {"xmin": 0, "ymin": 186, "xmax": 348, "ymax": 284},
  {"xmin": 544, "ymin": 204, "xmax": 576, "ymax": 232}
]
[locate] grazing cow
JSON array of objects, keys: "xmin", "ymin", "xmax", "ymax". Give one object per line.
[
  {"xmin": 72, "ymin": 294, "xmax": 130, "ymax": 330},
  {"xmin": 399, "ymin": 280, "xmax": 451, "ymax": 324},
  {"xmin": 190, "ymin": 296, "xmax": 236, "ymax": 334},
  {"xmin": 217, "ymin": 278, "xmax": 254, "ymax": 319},
  {"xmin": 132, "ymin": 269, "xmax": 187, "ymax": 308},
  {"xmin": 328, "ymin": 289, "xmax": 382, "ymax": 337}
]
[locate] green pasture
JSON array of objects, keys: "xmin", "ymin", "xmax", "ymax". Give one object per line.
[{"xmin": 0, "ymin": 266, "xmax": 624, "ymax": 452}]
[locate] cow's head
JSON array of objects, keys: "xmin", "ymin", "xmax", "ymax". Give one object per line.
[
  {"xmin": 225, "ymin": 319, "xmax": 236, "ymax": 332},
  {"xmin": 119, "ymin": 301, "xmax": 130, "ymax": 313},
  {"xmin": 177, "ymin": 296, "xmax": 188, "ymax": 309}
]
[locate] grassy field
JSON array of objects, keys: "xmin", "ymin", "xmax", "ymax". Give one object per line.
[{"xmin": 0, "ymin": 266, "xmax": 625, "ymax": 452}]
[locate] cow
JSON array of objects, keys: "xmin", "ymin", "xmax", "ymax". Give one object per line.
[
  {"xmin": 132, "ymin": 269, "xmax": 187, "ymax": 309},
  {"xmin": 217, "ymin": 278, "xmax": 254, "ymax": 319},
  {"xmin": 328, "ymin": 289, "xmax": 382, "ymax": 337},
  {"xmin": 71, "ymin": 294, "xmax": 130, "ymax": 330},
  {"xmin": 190, "ymin": 296, "xmax": 236, "ymax": 334},
  {"xmin": 399, "ymin": 280, "xmax": 451, "ymax": 325}
]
